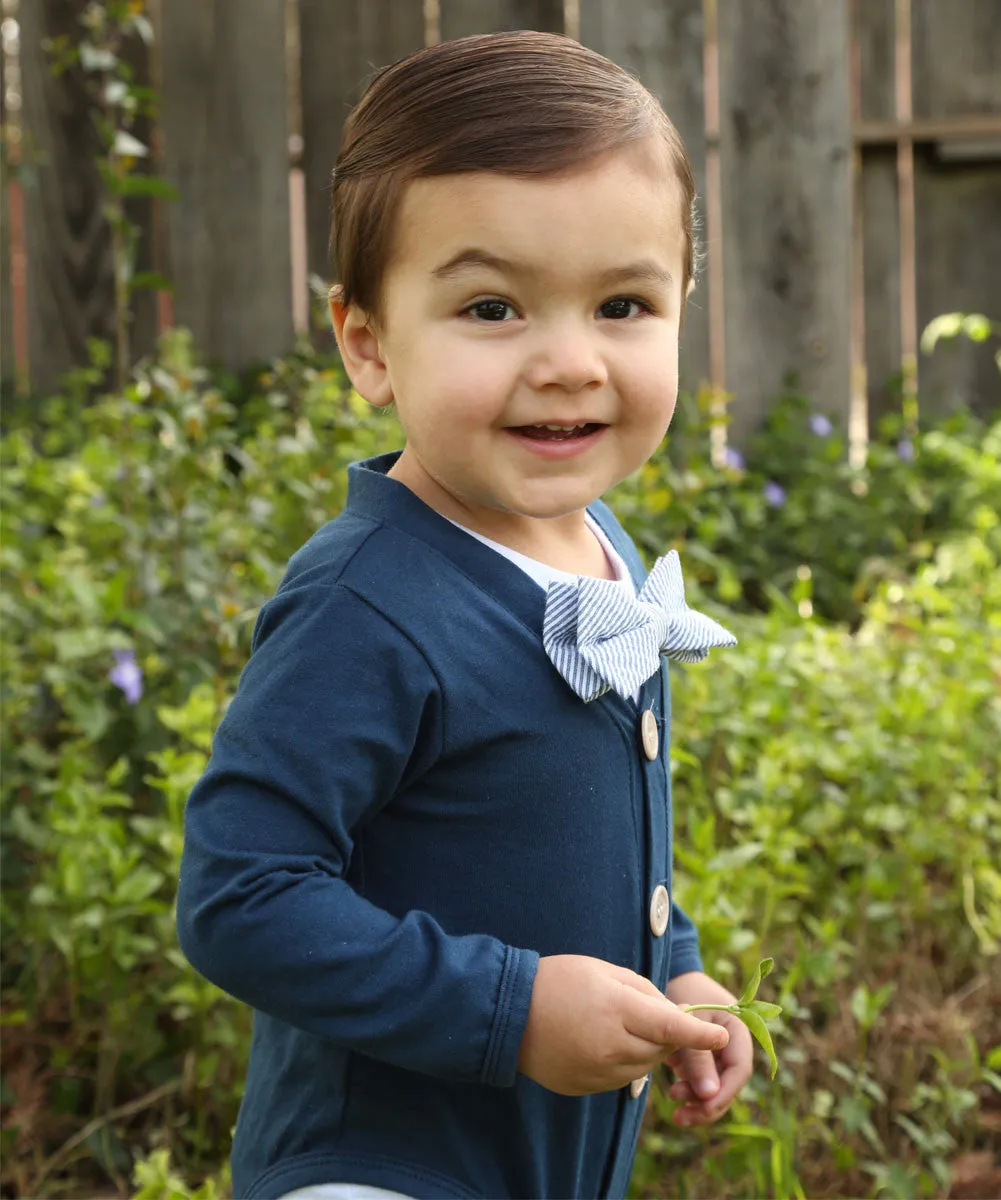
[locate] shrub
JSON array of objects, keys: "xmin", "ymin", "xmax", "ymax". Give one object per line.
[
  {"xmin": 2, "ymin": 331, "xmax": 998, "ymax": 1199},
  {"xmin": 610, "ymin": 385, "xmax": 1001, "ymax": 626},
  {"xmin": 633, "ymin": 531, "xmax": 1001, "ymax": 1199}
]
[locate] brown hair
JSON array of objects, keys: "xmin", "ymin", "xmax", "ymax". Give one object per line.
[{"xmin": 330, "ymin": 31, "xmax": 698, "ymax": 324}]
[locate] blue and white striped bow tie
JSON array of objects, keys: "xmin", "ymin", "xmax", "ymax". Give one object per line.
[{"xmin": 542, "ymin": 550, "xmax": 737, "ymax": 702}]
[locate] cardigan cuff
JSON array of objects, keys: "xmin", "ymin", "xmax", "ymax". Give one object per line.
[{"xmin": 480, "ymin": 945, "xmax": 540, "ymax": 1087}]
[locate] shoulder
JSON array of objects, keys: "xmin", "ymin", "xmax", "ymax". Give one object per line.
[
  {"xmin": 243, "ymin": 519, "xmax": 443, "ymax": 722},
  {"xmin": 275, "ymin": 506, "xmax": 445, "ymax": 605},
  {"xmin": 255, "ymin": 507, "xmax": 483, "ymax": 657},
  {"xmin": 252, "ymin": 511, "xmax": 421, "ymax": 654}
]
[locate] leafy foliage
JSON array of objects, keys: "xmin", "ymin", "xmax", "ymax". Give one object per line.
[
  {"xmin": 610, "ymin": 383, "xmax": 1001, "ymax": 626},
  {"xmin": 1, "ymin": 332, "xmax": 999, "ymax": 1200}
]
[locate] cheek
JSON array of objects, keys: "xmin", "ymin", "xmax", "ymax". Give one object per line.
[
  {"xmin": 627, "ymin": 355, "xmax": 678, "ymax": 419},
  {"xmin": 429, "ymin": 337, "xmax": 515, "ymax": 414}
]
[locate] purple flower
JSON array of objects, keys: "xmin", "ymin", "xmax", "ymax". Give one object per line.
[
  {"xmin": 897, "ymin": 438, "xmax": 915, "ymax": 462},
  {"xmin": 764, "ymin": 481, "xmax": 787, "ymax": 508},
  {"xmin": 809, "ymin": 413, "xmax": 833, "ymax": 437},
  {"xmin": 724, "ymin": 446, "xmax": 745, "ymax": 470},
  {"xmin": 108, "ymin": 649, "xmax": 143, "ymax": 705}
]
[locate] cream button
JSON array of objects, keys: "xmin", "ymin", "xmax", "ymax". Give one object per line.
[
  {"xmin": 630, "ymin": 1074, "xmax": 650, "ymax": 1099},
  {"xmin": 649, "ymin": 884, "xmax": 670, "ymax": 937},
  {"xmin": 640, "ymin": 709, "xmax": 659, "ymax": 760}
]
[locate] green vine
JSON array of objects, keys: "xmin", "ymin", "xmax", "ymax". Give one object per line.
[{"xmin": 46, "ymin": 0, "xmax": 176, "ymax": 388}]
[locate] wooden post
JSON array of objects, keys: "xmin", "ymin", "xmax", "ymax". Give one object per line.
[
  {"xmin": 717, "ymin": 0, "xmax": 852, "ymax": 443},
  {"xmin": 1, "ymin": 42, "xmax": 13, "ymax": 390},
  {"xmin": 438, "ymin": 1, "xmax": 564, "ymax": 41},
  {"xmin": 848, "ymin": 0, "xmax": 868, "ymax": 468},
  {"xmin": 893, "ymin": 0, "xmax": 918, "ymax": 428},
  {"xmin": 157, "ymin": 0, "xmax": 293, "ymax": 369},
  {"xmin": 578, "ymin": 0, "xmax": 710, "ymax": 399},
  {"xmin": 298, "ymin": 0, "xmax": 426, "ymax": 296}
]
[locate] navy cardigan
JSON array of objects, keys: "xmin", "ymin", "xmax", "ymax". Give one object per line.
[{"xmin": 177, "ymin": 452, "xmax": 704, "ymax": 1200}]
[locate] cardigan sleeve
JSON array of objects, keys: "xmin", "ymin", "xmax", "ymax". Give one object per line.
[
  {"xmin": 176, "ymin": 576, "xmax": 538, "ymax": 1088},
  {"xmin": 666, "ymin": 901, "xmax": 704, "ymax": 978}
]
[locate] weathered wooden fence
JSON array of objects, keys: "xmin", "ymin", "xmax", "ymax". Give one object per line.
[{"xmin": 9, "ymin": 0, "xmax": 1001, "ymax": 442}]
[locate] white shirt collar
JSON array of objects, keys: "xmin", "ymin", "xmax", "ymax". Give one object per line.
[{"xmin": 447, "ymin": 512, "xmax": 635, "ymax": 595}]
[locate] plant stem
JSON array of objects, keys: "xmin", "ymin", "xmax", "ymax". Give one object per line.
[{"xmin": 681, "ymin": 1003, "xmax": 740, "ymax": 1014}]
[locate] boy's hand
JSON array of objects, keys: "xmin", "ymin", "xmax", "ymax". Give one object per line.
[
  {"xmin": 662, "ymin": 971, "xmax": 754, "ymax": 1125},
  {"xmin": 517, "ymin": 955, "xmax": 729, "ymax": 1096}
]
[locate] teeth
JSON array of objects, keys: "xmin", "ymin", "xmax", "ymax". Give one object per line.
[{"xmin": 539, "ymin": 424, "xmax": 579, "ymax": 431}]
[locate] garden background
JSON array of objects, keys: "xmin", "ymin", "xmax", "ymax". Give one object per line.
[{"xmin": 2, "ymin": 2, "xmax": 1000, "ymax": 1199}]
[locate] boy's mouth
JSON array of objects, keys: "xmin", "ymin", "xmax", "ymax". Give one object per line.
[{"xmin": 510, "ymin": 422, "xmax": 605, "ymax": 442}]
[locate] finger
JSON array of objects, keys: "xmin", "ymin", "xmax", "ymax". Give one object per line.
[
  {"xmin": 621, "ymin": 990, "xmax": 730, "ymax": 1052},
  {"xmin": 667, "ymin": 1079, "xmax": 697, "ymax": 1103},
  {"xmin": 667, "ymin": 1047, "xmax": 721, "ymax": 1102},
  {"xmin": 705, "ymin": 1053, "xmax": 753, "ymax": 1111},
  {"xmin": 673, "ymin": 1051, "xmax": 754, "ymax": 1126}
]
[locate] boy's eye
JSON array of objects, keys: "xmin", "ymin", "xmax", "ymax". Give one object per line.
[
  {"xmin": 599, "ymin": 297, "xmax": 650, "ymax": 319},
  {"xmin": 465, "ymin": 299, "xmax": 517, "ymax": 322}
]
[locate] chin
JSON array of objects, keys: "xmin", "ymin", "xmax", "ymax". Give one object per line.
[{"xmin": 515, "ymin": 491, "xmax": 605, "ymax": 520}]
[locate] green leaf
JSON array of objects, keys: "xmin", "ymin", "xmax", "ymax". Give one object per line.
[
  {"xmin": 741, "ymin": 1008, "xmax": 779, "ymax": 1080},
  {"xmin": 131, "ymin": 270, "xmax": 174, "ymax": 292},
  {"xmin": 113, "ymin": 866, "xmax": 164, "ymax": 906},
  {"xmin": 738, "ymin": 957, "xmax": 774, "ymax": 1006},
  {"xmin": 745, "ymin": 1000, "xmax": 783, "ymax": 1021},
  {"xmin": 961, "ymin": 313, "xmax": 992, "ymax": 342},
  {"xmin": 920, "ymin": 312, "xmax": 964, "ymax": 355},
  {"xmin": 116, "ymin": 175, "xmax": 181, "ymax": 200},
  {"xmin": 111, "ymin": 130, "xmax": 149, "ymax": 158}
]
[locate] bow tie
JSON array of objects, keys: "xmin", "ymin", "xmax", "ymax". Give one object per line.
[{"xmin": 542, "ymin": 550, "xmax": 737, "ymax": 702}]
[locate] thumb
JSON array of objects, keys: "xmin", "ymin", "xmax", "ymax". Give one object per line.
[
  {"xmin": 623, "ymin": 991, "xmax": 730, "ymax": 1051},
  {"xmin": 608, "ymin": 963, "xmax": 673, "ymax": 1002}
]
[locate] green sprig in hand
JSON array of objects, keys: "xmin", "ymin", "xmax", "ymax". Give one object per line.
[{"xmin": 681, "ymin": 957, "xmax": 783, "ymax": 1079}]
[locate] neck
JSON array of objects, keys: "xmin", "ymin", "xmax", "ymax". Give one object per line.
[{"xmin": 387, "ymin": 452, "xmax": 615, "ymax": 579}]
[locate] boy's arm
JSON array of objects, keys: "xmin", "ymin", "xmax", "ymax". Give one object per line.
[{"xmin": 176, "ymin": 578, "xmax": 538, "ymax": 1088}]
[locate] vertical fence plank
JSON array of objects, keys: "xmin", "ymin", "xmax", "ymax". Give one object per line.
[
  {"xmin": 861, "ymin": 152, "xmax": 902, "ymax": 425},
  {"xmin": 911, "ymin": 0, "xmax": 1001, "ymax": 418},
  {"xmin": 856, "ymin": 0, "xmax": 901, "ymax": 426},
  {"xmin": 718, "ymin": 0, "xmax": 852, "ymax": 442},
  {"xmin": 578, "ymin": 0, "xmax": 709, "ymax": 395},
  {"xmin": 859, "ymin": 0, "xmax": 894, "ymax": 123},
  {"xmin": 438, "ymin": 1, "xmax": 564, "ymax": 41},
  {"xmin": 158, "ymin": 0, "xmax": 292, "ymax": 368},
  {"xmin": 914, "ymin": 167, "xmax": 1001, "ymax": 418},
  {"xmin": 299, "ymin": 0, "xmax": 425, "ymax": 296},
  {"xmin": 19, "ymin": 0, "xmax": 114, "ymax": 397}
]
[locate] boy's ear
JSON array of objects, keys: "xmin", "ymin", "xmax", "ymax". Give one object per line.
[{"xmin": 328, "ymin": 286, "xmax": 395, "ymax": 409}]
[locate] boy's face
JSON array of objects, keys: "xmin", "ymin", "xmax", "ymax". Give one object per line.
[{"xmin": 333, "ymin": 139, "xmax": 686, "ymax": 542}]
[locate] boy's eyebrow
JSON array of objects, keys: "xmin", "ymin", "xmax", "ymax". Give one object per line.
[{"xmin": 431, "ymin": 248, "xmax": 674, "ymax": 289}]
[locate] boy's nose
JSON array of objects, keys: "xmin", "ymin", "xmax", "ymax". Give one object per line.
[{"xmin": 524, "ymin": 326, "xmax": 609, "ymax": 393}]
